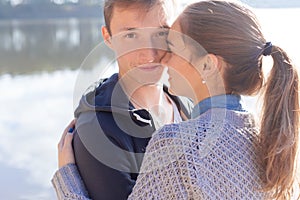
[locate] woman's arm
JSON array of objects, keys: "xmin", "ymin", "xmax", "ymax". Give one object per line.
[
  {"xmin": 52, "ymin": 164, "xmax": 91, "ymax": 200},
  {"xmin": 52, "ymin": 120, "xmax": 91, "ymax": 200}
]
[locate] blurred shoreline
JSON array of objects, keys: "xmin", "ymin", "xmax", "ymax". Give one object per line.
[
  {"xmin": 0, "ymin": 18, "xmax": 104, "ymax": 76},
  {"xmin": 1, "ymin": 0, "xmax": 300, "ymax": 21}
]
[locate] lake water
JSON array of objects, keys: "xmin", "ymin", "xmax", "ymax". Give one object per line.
[{"xmin": 0, "ymin": 8, "xmax": 300, "ymax": 200}]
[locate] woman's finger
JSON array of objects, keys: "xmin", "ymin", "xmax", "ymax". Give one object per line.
[
  {"xmin": 58, "ymin": 120, "xmax": 76, "ymax": 168},
  {"xmin": 58, "ymin": 119, "xmax": 76, "ymax": 150},
  {"xmin": 64, "ymin": 130, "xmax": 75, "ymax": 148}
]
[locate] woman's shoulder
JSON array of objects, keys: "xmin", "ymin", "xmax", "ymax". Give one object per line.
[
  {"xmin": 154, "ymin": 108, "xmax": 232, "ymax": 136},
  {"xmin": 147, "ymin": 111, "xmax": 221, "ymax": 154},
  {"xmin": 148, "ymin": 108, "xmax": 257, "ymax": 154}
]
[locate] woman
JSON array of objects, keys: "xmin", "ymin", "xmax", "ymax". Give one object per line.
[
  {"xmin": 127, "ymin": 1, "xmax": 300, "ymax": 199},
  {"xmin": 53, "ymin": 1, "xmax": 300, "ymax": 199}
]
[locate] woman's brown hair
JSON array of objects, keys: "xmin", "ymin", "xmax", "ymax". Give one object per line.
[{"xmin": 179, "ymin": 1, "xmax": 299, "ymax": 199}]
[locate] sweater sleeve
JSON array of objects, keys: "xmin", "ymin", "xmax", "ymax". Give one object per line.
[
  {"xmin": 51, "ymin": 164, "xmax": 91, "ymax": 200},
  {"xmin": 128, "ymin": 124, "xmax": 190, "ymax": 200}
]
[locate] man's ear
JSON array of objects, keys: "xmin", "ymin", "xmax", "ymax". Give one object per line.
[{"xmin": 101, "ymin": 26, "xmax": 113, "ymax": 49}]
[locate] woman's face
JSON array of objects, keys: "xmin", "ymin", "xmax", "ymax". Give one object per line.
[{"xmin": 162, "ymin": 20, "xmax": 206, "ymax": 101}]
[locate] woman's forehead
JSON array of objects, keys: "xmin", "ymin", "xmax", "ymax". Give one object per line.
[
  {"xmin": 167, "ymin": 21, "xmax": 185, "ymax": 50},
  {"xmin": 170, "ymin": 19, "xmax": 181, "ymax": 32}
]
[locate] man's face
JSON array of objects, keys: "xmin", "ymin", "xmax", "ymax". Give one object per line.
[{"xmin": 105, "ymin": 3, "xmax": 170, "ymax": 85}]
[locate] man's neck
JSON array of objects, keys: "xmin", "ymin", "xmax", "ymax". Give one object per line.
[
  {"xmin": 134, "ymin": 85, "xmax": 174, "ymax": 127},
  {"xmin": 123, "ymin": 83, "xmax": 174, "ymax": 127},
  {"xmin": 130, "ymin": 84, "xmax": 165, "ymax": 110}
]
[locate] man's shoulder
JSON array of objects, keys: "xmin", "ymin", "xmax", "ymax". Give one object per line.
[
  {"xmin": 82, "ymin": 73, "xmax": 120, "ymax": 106},
  {"xmin": 86, "ymin": 73, "xmax": 118, "ymax": 95}
]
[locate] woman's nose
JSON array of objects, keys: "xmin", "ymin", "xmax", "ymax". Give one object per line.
[{"xmin": 161, "ymin": 52, "xmax": 172, "ymax": 65}]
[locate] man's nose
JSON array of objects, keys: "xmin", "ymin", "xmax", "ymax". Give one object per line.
[{"xmin": 138, "ymin": 48, "xmax": 157, "ymax": 63}]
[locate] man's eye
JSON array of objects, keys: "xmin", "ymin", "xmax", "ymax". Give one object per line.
[
  {"xmin": 124, "ymin": 33, "xmax": 137, "ymax": 39},
  {"xmin": 156, "ymin": 31, "xmax": 169, "ymax": 37}
]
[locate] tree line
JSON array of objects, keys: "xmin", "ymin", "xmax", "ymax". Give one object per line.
[
  {"xmin": 0, "ymin": 0, "xmax": 103, "ymax": 19},
  {"xmin": 0, "ymin": 4, "xmax": 103, "ymax": 19}
]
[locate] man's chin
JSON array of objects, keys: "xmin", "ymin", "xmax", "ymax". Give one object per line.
[
  {"xmin": 135, "ymin": 68, "xmax": 165, "ymax": 84},
  {"xmin": 135, "ymin": 76, "xmax": 164, "ymax": 86}
]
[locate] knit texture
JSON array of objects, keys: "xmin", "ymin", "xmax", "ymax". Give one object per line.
[
  {"xmin": 128, "ymin": 108, "xmax": 268, "ymax": 200},
  {"xmin": 52, "ymin": 164, "xmax": 91, "ymax": 200}
]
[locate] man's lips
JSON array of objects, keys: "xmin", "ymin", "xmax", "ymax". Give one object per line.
[{"xmin": 137, "ymin": 64, "xmax": 162, "ymax": 71}]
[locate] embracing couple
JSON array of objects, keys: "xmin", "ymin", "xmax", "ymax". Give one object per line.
[{"xmin": 52, "ymin": 0, "xmax": 300, "ymax": 199}]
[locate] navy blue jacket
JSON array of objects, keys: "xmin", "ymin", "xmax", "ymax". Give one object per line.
[{"xmin": 73, "ymin": 73, "xmax": 193, "ymax": 200}]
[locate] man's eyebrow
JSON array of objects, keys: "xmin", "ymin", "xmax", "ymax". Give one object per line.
[
  {"xmin": 119, "ymin": 26, "xmax": 168, "ymax": 32},
  {"xmin": 161, "ymin": 25, "xmax": 170, "ymax": 29},
  {"xmin": 119, "ymin": 27, "xmax": 138, "ymax": 31}
]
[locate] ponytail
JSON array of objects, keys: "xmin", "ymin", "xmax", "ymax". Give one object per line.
[{"xmin": 260, "ymin": 45, "xmax": 299, "ymax": 199}]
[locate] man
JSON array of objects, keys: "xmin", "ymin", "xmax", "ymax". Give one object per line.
[{"xmin": 52, "ymin": 0, "xmax": 192, "ymax": 199}]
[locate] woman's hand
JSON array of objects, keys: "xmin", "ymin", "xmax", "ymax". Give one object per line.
[{"xmin": 57, "ymin": 119, "xmax": 76, "ymax": 168}]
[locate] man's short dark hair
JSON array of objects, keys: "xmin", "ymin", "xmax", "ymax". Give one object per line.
[{"xmin": 104, "ymin": 0, "xmax": 174, "ymax": 35}]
